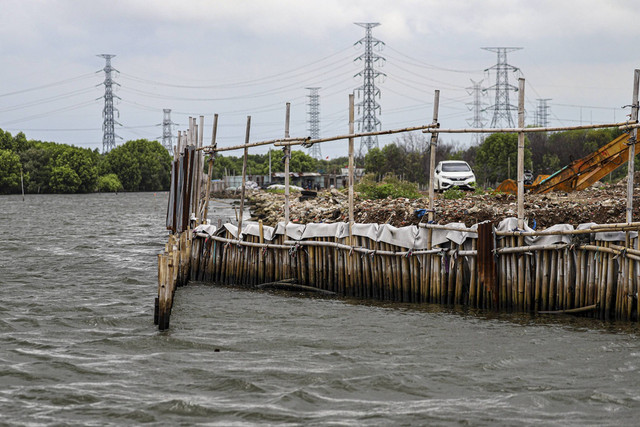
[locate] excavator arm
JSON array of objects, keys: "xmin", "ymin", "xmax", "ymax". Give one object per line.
[{"xmin": 496, "ymin": 132, "xmax": 639, "ymax": 194}]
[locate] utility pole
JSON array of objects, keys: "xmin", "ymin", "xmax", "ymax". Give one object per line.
[
  {"xmin": 354, "ymin": 22, "xmax": 385, "ymax": 157},
  {"xmin": 98, "ymin": 54, "xmax": 121, "ymax": 153},
  {"xmin": 483, "ymin": 47, "xmax": 522, "ymax": 128},
  {"xmin": 306, "ymin": 87, "xmax": 322, "ymax": 160},
  {"xmin": 466, "ymin": 79, "xmax": 486, "ymax": 145},
  {"xmin": 161, "ymin": 109, "xmax": 175, "ymax": 155}
]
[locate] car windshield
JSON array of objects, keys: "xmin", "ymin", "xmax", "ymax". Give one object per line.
[{"xmin": 441, "ymin": 163, "xmax": 470, "ymax": 172}]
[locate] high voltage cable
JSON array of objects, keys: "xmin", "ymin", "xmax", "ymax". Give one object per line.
[
  {"xmin": 384, "ymin": 62, "xmax": 468, "ymax": 90},
  {"xmin": 1, "ymin": 99, "xmax": 100, "ymax": 125},
  {"xmin": 0, "ymin": 86, "xmax": 99, "ymax": 113},
  {"xmin": 385, "ymin": 45, "xmax": 483, "ymax": 74},
  {"xmin": 0, "ymin": 72, "xmax": 97, "ymax": 98},
  {"xmin": 120, "ymin": 45, "xmax": 355, "ymax": 89},
  {"xmin": 119, "ymin": 70, "xmax": 352, "ymax": 102},
  {"xmin": 119, "ymin": 54, "xmax": 354, "ymax": 90}
]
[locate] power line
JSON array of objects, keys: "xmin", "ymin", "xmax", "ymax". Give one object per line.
[{"xmin": 0, "ymin": 72, "xmax": 96, "ymax": 98}]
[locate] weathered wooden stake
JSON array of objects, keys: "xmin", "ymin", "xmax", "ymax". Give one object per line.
[
  {"xmin": 202, "ymin": 113, "xmax": 218, "ymax": 222},
  {"xmin": 427, "ymin": 90, "xmax": 440, "ymax": 249},
  {"xmin": 237, "ymin": 116, "xmax": 251, "ymax": 238},
  {"xmin": 284, "ymin": 102, "xmax": 291, "ymax": 228},
  {"xmin": 348, "ymin": 93, "xmax": 355, "ymax": 237}
]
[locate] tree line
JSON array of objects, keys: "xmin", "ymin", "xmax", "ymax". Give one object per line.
[
  {"xmin": 0, "ymin": 128, "xmax": 172, "ymax": 194},
  {"xmin": 3, "ymin": 125, "xmax": 626, "ymax": 195}
]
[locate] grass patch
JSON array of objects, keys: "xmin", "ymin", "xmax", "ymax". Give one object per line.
[
  {"xmin": 356, "ymin": 174, "xmax": 421, "ymax": 199},
  {"xmin": 442, "ymin": 186, "xmax": 466, "ymax": 200}
]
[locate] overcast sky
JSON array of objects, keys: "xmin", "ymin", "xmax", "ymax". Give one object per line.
[{"xmin": 2, "ymin": 0, "xmax": 640, "ymax": 159}]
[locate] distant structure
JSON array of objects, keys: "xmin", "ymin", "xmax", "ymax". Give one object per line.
[
  {"xmin": 306, "ymin": 87, "xmax": 322, "ymax": 160},
  {"xmin": 466, "ymin": 79, "xmax": 487, "ymax": 145},
  {"xmin": 98, "ymin": 54, "xmax": 121, "ymax": 153},
  {"xmin": 534, "ymin": 98, "xmax": 552, "ymax": 128},
  {"xmin": 162, "ymin": 109, "xmax": 175, "ymax": 155},
  {"xmin": 483, "ymin": 47, "xmax": 522, "ymax": 128},
  {"xmin": 354, "ymin": 22, "xmax": 385, "ymax": 156}
]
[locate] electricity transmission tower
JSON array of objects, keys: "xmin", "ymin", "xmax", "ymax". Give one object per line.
[
  {"xmin": 306, "ymin": 87, "xmax": 322, "ymax": 160},
  {"xmin": 162, "ymin": 109, "xmax": 176, "ymax": 155},
  {"xmin": 482, "ymin": 47, "xmax": 522, "ymax": 128},
  {"xmin": 354, "ymin": 22, "xmax": 385, "ymax": 156},
  {"xmin": 466, "ymin": 79, "xmax": 487, "ymax": 145},
  {"xmin": 535, "ymin": 98, "xmax": 552, "ymax": 128},
  {"xmin": 98, "ymin": 54, "xmax": 121, "ymax": 153}
]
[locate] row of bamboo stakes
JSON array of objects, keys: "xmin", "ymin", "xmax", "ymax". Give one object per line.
[{"xmin": 177, "ymin": 221, "xmax": 640, "ymax": 323}]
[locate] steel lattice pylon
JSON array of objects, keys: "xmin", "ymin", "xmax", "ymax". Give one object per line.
[
  {"xmin": 162, "ymin": 109, "xmax": 175, "ymax": 155},
  {"xmin": 535, "ymin": 98, "xmax": 552, "ymax": 128},
  {"xmin": 483, "ymin": 47, "xmax": 522, "ymax": 129},
  {"xmin": 306, "ymin": 87, "xmax": 322, "ymax": 160},
  {"xmin": 354, "ymin": 22, "xmax": 385, "ymax": 157},
  {"xmin": 98, "ymin": 54, "xmax": 121, "ymax": 153},
  {"xmin": 466, "ymin": 79, "xmax": 487, "ymax": 145}
]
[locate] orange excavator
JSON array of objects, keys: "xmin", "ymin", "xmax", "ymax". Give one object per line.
[{"xmin": 495, "ymin": 132, "xmax": 640, "ymax": 194}]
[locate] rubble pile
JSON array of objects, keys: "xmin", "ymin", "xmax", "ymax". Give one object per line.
[{"xmin": 247, "ymin": 183, "xmax": 640, "ymax": 229}]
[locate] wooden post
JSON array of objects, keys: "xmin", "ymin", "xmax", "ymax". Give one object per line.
[
  {"xmin": 517, "ymin": 78, "xmax": 525, "ymax": 229},
  {"xmin": 284, "ymin": 103, "xmax": 291, "ymax": 227},
  {"xmin": 238, "ymin": 116, "xmax": 251, "ymax": 239},
  {"xmin": 428, "ymin": 90, "xmax": 440, "ymax": 247},
  {"xmin": 626, "ymin": 69, "xmax": 639, "ymax": 228},
  {"xmin": 627, "ymin": 70, "xmax": 639, "ymax": 320},
  {"xmin": 477, "ymin": 221, "xmax": 497, "ymax": 309},
  {"xmin": 348, "ymin": 93, "xmax": 355, "ymax": 238},
  {"xmin": 517, "ymin": 78, "xmax": 526, "ymax": 312},
  {"xmin": 203, "ymin": 113, "xmax": 218, "ymax": 223},
  {"xmin": 198, "ymin": 115, "xmax": 205, "ymax": 219}
]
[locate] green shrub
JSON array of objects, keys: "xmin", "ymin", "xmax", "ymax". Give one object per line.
[
  {"xmin": 96, "ymin": 173, "xmax": 123, "ymax": 192},
  {"xmin": 442, "ymin": 186, "xmax": 466, "ymax": 200},
  {"xmin": 356, "ymin": 173, "xmax": 421, "ymax": 199}
]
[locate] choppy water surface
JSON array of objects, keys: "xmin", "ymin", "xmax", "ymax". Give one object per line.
[{"xmin": 1, "ymin": 193, "xmax": 639, "ymax": 425}]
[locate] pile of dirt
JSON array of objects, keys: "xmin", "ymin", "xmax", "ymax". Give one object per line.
[{"xmin": 247, "ymin": 183, "xmax": 640, "ymax": 229}]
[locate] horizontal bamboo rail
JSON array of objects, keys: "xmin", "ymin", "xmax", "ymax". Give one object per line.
[{"xmin": 419, "ymin": 121, "xmax": 639, "ymax": 134}]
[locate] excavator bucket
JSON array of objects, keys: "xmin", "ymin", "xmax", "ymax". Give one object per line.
[
  {"xmin": 495, "ymin": 179, "xmax": 517, "ymax": 194},
  {"xmin": 494, "ymin": 132, "xmax": 638, "ymax": 195}
]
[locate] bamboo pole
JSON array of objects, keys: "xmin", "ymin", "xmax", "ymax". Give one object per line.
[
  {"xmin": 420, "ymin": 121, "xmax": 639, "ymax": 135},
  {"xmin": 202, "ymin": 113, "xmax": 218, "ymax": 223},
  {"xmin": 348, "ymin": 94, "xmax": 355, "ymax": 236},
  {"xmin": 284, "ymin": 103, "xmax": 291, "ymax": 233},
  {"xmin": 517, "ymin": 78, "xmax": 525, "ymax": 227},
  {"xmin": 237, "ymin": 116, "xmax": 251, "ymax": 239},
  {"xmin": 273, "ymin": 123, "xmax": 439, "ymax": 147},
  {"xmin": 428, "ymin": 90, "xmax": 440, "ymax": 248}
]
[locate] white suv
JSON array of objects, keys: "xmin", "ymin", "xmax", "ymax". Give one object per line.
[{"xmin": 434, "ymin": 160, "xmax": 476, "ymax": 191}]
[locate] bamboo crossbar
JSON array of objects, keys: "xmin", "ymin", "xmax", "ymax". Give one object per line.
[
  {"xmin": 282, "ymin": 239, "xmax": 476, "ymax": 257},
  {"xmin": 419, "ymin": 223, "xmax": 476, "ymax": 233},
  {"xmin": 496, "ymin": 224, "xmax": 640, "ymax": 237},
  {"xmin": 274, "ymin": 123, "xmax": 440, "ymax": 147},
  {"xmin": 200, "ymin": 233, "xmax": 291, "ymax": 250},
  {"xmin": 420, "ymin": 121, "xmax": 639, "ymax": 134}
]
